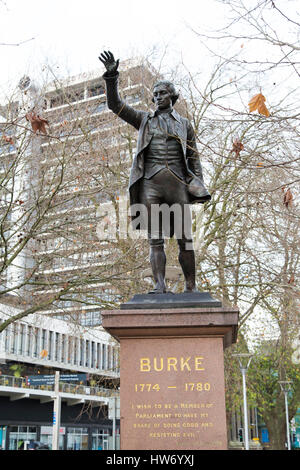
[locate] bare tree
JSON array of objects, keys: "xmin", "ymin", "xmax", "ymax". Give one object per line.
[
  {"xmin": 183, "ymin": 0, "xmax": 300, "ymax": 448},
  {"xmin": 0, "ymin": 63, "xmax": 151, "ymax": 332}
]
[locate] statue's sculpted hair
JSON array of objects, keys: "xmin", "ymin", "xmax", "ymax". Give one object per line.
[{"xmin": 152, "ymin": 80, "xmax": 179, "ymax": 105}]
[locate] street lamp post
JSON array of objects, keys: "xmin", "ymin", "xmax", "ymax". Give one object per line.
[
  {"xmin": 279, "ymin": 380, "xmax": 292, "ymax": 450},
  {"xmin": 52, "ymin": 371, "xmax": 61, "ymax": 451},
  {"xmin": 233, "ymin": 353, "xmax": 253, "ymax": 450}
]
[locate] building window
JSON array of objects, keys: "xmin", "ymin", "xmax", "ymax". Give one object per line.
[
  {"xmin": 48, "ymin": 331, "xmax": 53, "ymax": 360},
  {"xmin": 80, "ymin": 339, "xmax": 84, "ymax": 366},
  {"xmin": 67, "ymin": 336, "xmax": 74, "ymax": 364},
  {"xmin": 93, "ymin": 101, "xmax": 106, "ymax": 114},
  {"xmin": 85, "ymin": 340, "xmax": 89, "ymax": 367},
  {"xmin": 18, "ymin": 324, "xmax": 24, "ymax": 355},
  {"xmin": 92, "ymin": 428, "xmax": 110, "ymax": 450},
  {"xmin": 50, "ymin": 94, "xmax": 65, "ymax": 108},
  {"xmin": 40, "ymin": 426, "xmax": 64, "ymax": 450},
  {"xmin": 88, "ymin": 84, "xmax": 104, "ymax": 97},
  {"xmin": 54, "ymin": 332, "xmax": 60, "ymax": 361},
  {"xmin": 74, "ymin": 338, "xmax": 79, "ymax": 365},
  {"xmin": 107, "ymin": 345, "xmax": 111, "ymax": 370},
  {"xmin": 26, "ymin": 326, "xmax": 32, "ymax": 356},
  {"xmin": 12, "ymin": 324, "xmax": 18, "ymax": 354},
  {"xmin": 9, "ymin": 426, "xmax": 37, "ymax": 450},
  {"xmin": 2, "ymin": 328, "xmax": 8, "ymax": 352},
  {"xmin": 61, "ymin": 334, "xmax": 66, "ymax": 362},
  {"xmin": 80, "ymin": 310, "xmax": 102, "ymax": 327},
  {"xmin": 96, "ymin": 343, "xmax": 101, "ymax": 369},
  {"xmin": 67, "ymin": 427, "xmax": 88, "ymax": 451},
  {"xmin": 114, "ymin": 346, "xmax": 119, "ymax": 371},
  {"xmin": 102, "ymin": 344, "xmax": 106, "ymax": 370},
  {"xmin": 32, "ymin": 328, "xmax": 38, "ymax": 358},
  {"xmin": 49, "ymin": 88, "xmax": 85, "ymax": 108},
  {"xmin": 41, "ymin": 329, "xmax": 47, "ymax": 351},
  {"xmin": 125, "ymin": 93, "xmax": 140, "ymax": 104}
]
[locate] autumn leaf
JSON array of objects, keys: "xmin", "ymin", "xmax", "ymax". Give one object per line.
[
  {"xmin": 25, "ymin": 112, "xmax": 49, "ymax": 134},
  {"xmin": 231, "ymin": 138, "xmax": 244, "ymax": 157},
  {"xmin": 2, "ymin": 135, "xmax": 14, "ymax": 145},
  {"xmin": 40, "ymin": 349, "xmax": 48, "ymax": 358},
  {"xmin": 283, "ymin": 188, "xmax": 293, "ymax": 208},
  {"xmin": 248, "ymin": 93, "xmax": 270, "ymax": 117}
]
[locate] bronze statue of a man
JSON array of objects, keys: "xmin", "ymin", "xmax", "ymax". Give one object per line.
[{"xmin": 99, "ymin": 51, "xmax": 211, "ymax": 294}]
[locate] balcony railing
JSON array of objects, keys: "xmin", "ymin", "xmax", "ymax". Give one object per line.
[{"xmin": 0, "ymin": 374, "xmax": 118, "ymax": 397}]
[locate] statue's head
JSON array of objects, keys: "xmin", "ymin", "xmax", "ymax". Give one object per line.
[{"xmin": 152, "ymin": 80, "xmax": 179, "ymax": 110}]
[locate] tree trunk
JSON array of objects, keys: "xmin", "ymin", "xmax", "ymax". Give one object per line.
[{"xmin": 264, "ymin": 414, "xmax": 287, "ymax": 450}]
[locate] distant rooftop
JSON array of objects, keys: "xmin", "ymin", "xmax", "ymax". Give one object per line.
[{"xmin": 45, "ymin": 57, "xmax": 157, "ymax": 93}]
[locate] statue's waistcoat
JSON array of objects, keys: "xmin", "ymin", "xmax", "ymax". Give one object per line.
[{"xmin": 143, "ymin": 114, "xmax": 186, "ymax": 181}]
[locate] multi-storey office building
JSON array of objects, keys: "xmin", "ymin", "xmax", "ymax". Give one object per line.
[
  {"xmin": 1, "ymin": 58, "xmax": 156, "ymax": 316},
  {"xmin": 29, "ymin": 59, "xmax": 155, "ymax": 323},
  {"xmin": 0, "ymin": 301, "xmax": 120, "ymax": 450},
  {"xmin": 1, "ymin": 59, "xmax": 158, "ymax": 315},
  {"xmin": 0, "ymin": 59, "xmax": 157, "ymax": 449},
  {"xmin": 0, "ymin": 303, "xmax": 119, "ymax": 375}
]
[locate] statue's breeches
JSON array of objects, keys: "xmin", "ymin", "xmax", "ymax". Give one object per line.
[{"xmin": 139, "ymin": 168, "xmax": 193, "ymax": 249}]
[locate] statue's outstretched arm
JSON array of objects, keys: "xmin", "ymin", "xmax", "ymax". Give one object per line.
[{"xmin": 99, "ymin": 50, "xmax": 146, "ymax": 130}]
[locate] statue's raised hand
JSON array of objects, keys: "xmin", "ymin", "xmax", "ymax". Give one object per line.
[{"xmin": 99, "ymin": 50, "xmax": 119, "ymax": 75}]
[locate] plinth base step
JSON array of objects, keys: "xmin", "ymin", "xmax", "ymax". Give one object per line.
[{"xmin": 121, "ymin": 291, "xmax": 222, "ymax": 310}]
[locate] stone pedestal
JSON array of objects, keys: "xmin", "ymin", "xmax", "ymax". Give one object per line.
[{"xmin": 102, "ymin": 293, "xmax": 239, "ymax": 450}]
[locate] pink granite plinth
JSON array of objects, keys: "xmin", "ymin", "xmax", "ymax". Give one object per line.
[{"xmin": 102, "ymin": 305, "xmax": 239, "ymax": 450}]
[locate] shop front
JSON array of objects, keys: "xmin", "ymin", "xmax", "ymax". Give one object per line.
[
  {"xmin": 0, "ymin": 395, "xmax": 119, "ymax": 450},
  {"xmin": 4, "ymin": 424, "xmax": 118, "ymax": 450}
]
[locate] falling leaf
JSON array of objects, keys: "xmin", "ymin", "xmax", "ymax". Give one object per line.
[
  {"xmin": 288, "ymin": 274, "xmax": 295, "ymax": 285},
  {"xmin": 25, "ymin": 112, "xmax": 49, "ymax": 134},
  {"xmin": 283, "ymin": 188, "xmax": 293, "ymax": 208},
  {"xmin": 40, "ymin": 349, "xmax": 48, "ymax": 358},
  {"xmin": 2, "ymin": 135, "xmax": 14, "ymax": 145},
  {"xmin": 248, "ymin": 93, "xmax": 270, "ymax": 117},
  {"xmin": 256, "ymin": 162, "xmax": 264, "ymax": 167},
  {"xmin": 231, "ymin": 138, "xmax": 244, "ymax": 157}
]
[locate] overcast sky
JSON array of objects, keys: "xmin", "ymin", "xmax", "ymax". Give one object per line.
[
  {"xmin": 0, "ymin": 1, "xmax": 298, "ymax": 340},
  {"xmin": 0, "ymin": 0, "xmax": 298, "ymax": 106},
  {"xmin": 0, "ymin": 0, "xmax": 227, "ymax": 92}
]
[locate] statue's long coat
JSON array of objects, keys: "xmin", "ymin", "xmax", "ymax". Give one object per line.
[{"xmin": 103, "ymin": 72, "xmax": 210, "ymax": 226}]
